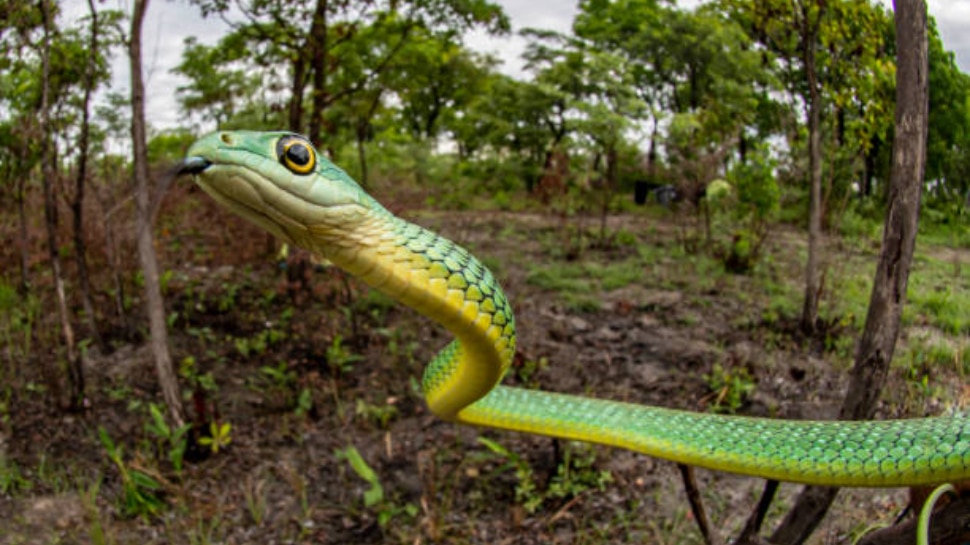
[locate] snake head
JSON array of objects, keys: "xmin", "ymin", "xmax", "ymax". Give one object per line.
[{"xmin": 178, "ymin": 131, "xmax": 377, "ymax": 252}]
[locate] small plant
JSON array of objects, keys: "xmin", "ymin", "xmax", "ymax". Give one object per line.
[
  {"xmin": 355, "ymin": 399, "xmax": 399, "ymax": 429},
  {"xmin": 327, "ymin": 335, "xmax": 362, "ymax": 377},
  {"xmin": 703, "ymin": 363, "xmax": 755, "ymax": 414},
  {"xmin": 294, "ymin": 388, "xmax": 314, "ymax": 418},
  {"xmin": 254, "ymin": 361, "xmax": 300, "ymax": 409},
  {"xmin": 243, "ymin": 475, "xmax": 268, "ymax": 526},
  {"xmin": 259, "ymin": 361, "xmax": 297, "ymax": 390},
  {"xmin": 335, "ymin": 445, "xmax": 417, "ymax": 527},
  {"xmin": 0, "ymin": 454, "xmax": 32, "ymax": 496},
  {"xmin": 179, "ymin": 356, "xmax": 218, "ymax": 393},
  {"xmin": 234, "ymin": 328, "xmax": 286, "ymax": 358},
  {"xmin": 513, "ymin": 357, "xmax": 548, "ymax": 388},
  {"xmin": 0, "ymin": 282, "xmax": 40, "ymax": 369},
  {"xmin": 144, "ymin": 403, "xmax": 192, "ymax": 475},
  {"xmin": 198, "ymin": 421, "xmax": 232, "ymax": 454},
  {"xmin": 477, "ymin": 437, "xmax": 612, "ymax": 514},
  {"xmin": 98, "ymin": 427, "xmax": 164, "ymax": 518}
]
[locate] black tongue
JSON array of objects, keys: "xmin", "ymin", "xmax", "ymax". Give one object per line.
[{"xmin": 172, "ymin": 156, "xmax": 211, "ymax": 176}]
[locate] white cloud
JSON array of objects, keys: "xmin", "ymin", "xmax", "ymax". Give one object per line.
[{"xmin": 932, "ymin": 0, "xmax": 970, "ymax": 71}]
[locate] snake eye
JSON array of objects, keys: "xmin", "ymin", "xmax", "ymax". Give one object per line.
[{"xmin": 276, "ymin": 135, "xmax": 316, "ymax": 175}]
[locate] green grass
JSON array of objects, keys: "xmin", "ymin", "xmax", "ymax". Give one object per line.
[
  {"xmin": 525, "ymin": 254, "xmax": 653, "ymax": 312},
  {"xmin": 905, "ymin": 254, "xmax": 970, "ymax": 335}
]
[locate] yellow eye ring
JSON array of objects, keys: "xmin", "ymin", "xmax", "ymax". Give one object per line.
[{"xmin": 276, "ymin": 135, "xmax": 316, "ymax": 175}]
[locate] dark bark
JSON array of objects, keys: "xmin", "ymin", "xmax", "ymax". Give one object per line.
[
  {"xmin": 355, "ymin": 90, "xmax": 384, "ymax": 187},
  {"xmin": 862, "ymin": 138, "xmax": 879, "ymax": 198},
  {"xmin": 15, "ymin": 171, "xmax": 30, "ymax": 294},
  {"xmin": 770, "ymin": 0, "xmax": 929, "ymax": 542},
  {"xmin": 843, "ymin": 0, "xmax": 927, "ymax": 420},
  {"xmin": 39, "ymin": 0, "xmax": 84, "ymax": 410},
  {"xmin": 800, "ymin": 2, "xmax": 823, "ymax": 335},
  {"xmin": 287, "ymin": 55, "xmax": 307, "ymax": 134},
  {"xmin": 678, "ymin": 464, "xmax": 718, "ymax": 545},
  {"xmin": 307, "ymin": 0, "xmax": 329, "ymax": 146},
  {"xmin": 131, "ymin": 0, "xmax": 185, "ymax": 427},
  {"xmin": 737, "ymin": 480, "xmax": 779, "ymax": 545},
  {"xmin": 72, "ymin": 0, "xmax": 106, "ymax": 354}
]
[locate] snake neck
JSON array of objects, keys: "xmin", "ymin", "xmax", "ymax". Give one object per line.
[{"xmin": 306, "ymin": 210, "xmax": 516, "ymax": 421}]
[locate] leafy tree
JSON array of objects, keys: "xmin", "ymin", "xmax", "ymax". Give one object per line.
[
  {"xmin": 394, "ymin": 31, "xmax": 497, "ymax": 142},
  {"xmin": 172, "ymin": 35, "xmax": 262, "ymax": 129},
  {"xmin": 723, "ymin": 0, "xmax": 893, "ymax": 334},
  {"xmin": 187, "ymin": 0, "xmax": 509, "ymax": 147},
  {"xmin": 922, "ymin": 19, "xmax": 970, "ymax": 207}
]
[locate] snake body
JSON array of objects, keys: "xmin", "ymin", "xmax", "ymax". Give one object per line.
[{"xmin": 181, "ymin": 130, "xmax": 970, "ymax": 487}]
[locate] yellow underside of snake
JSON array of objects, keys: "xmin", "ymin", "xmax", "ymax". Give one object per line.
[{"xmin": 180, "ymin": 130, "xmax": 970, "ymax": 488}]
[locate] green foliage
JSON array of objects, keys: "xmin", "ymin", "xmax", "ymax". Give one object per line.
[
  {"xmin": 355, "ymin": 399, "xmax": 398, "ymax": 429},
  {"xmin": 525, "ymin": 249, "xmax": 659, "ymax": 311},
  {"xmin": 335, "ymin": 445, "xmax": 417, "ymax": 527},
  {"xmin": 198, "ymin": 421, "xmax": 232, "ymax": 455},
  {"xmin": 234, "ymin": 328, "xmax": 286, "ymax": 358},
  {"xmin": 513, "ymin": 357, "xmax": 548, "ymax": 388},
  {"xmin": 704, "ymin": 363, "xmax": 755, "ymax": 414},
  {"xmin": 0, "ymin": 455, "xmax": 32, "ymax": 496},
  {"xmin": 98, "ymin": 428, "xmax": 164, "ymax": 519},
  {"xmin": 144, "ymin": 403, "xmax": 192, "ymax": 475},
  {"xmin": 912, "ymin": 287, "xmax": 968, "ymax": 336},
  {"xmin": 179, "ymin": 356, "xmax": 218, "ymax": 393},
  {"xmin": 477, "ymin": 437, "xmax": 612, "ymax": 514},
  {"xmin": 716, "ymin": 146, "xmax": 781, "ymax": 273},
  {"xmin": 327, "ymin": 334, "xmax": 362, "ymax": 377},
  {"xmin": 172, "ymin": 36, "xmax": 262, "ymax": 128},
  {"xmin": 148, "ymin": 129, "xmax": 196, "ymax": 164},
  {"xmin": 293, "ymin": 388, "xmax": 313, "ymax": 419},
  {"xmin": 0, "ymin": 280, "xmax": 39, "ymax": 368}
]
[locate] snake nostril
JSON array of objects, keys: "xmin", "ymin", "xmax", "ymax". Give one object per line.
[{"xmin": 220, "ymin": 133, "xmax": 232, "ymax": 145}]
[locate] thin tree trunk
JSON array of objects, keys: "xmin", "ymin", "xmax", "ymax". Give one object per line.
[
  {"xmin": 356, "ymin": 123, "xmax": 369, "ymax": 187},
  {"xmin": 72, "ymin": 0, "xmax": 106, "ymax": 354},
  {"xmin": 15, "ymin": 171, "xmax": 30, "ymax": 294},
  {"xmin": 307, "ymin": 0, "xmax": 329, "ymax": 147},
  {"xmin": 769, "ymin": 1, "xmax": 928, "ymax": 543},
  {"xmin": 287, "ymin": 56, "xmax": 307, "ymax": 134},
  {"xmin": 39, "ymin": 0, "xmax": 84, "ymax": 410},
  {"xmin": 130, "ymin": 0, "xmax": 185, "ymax": 427},
  {"xmin": 800, "ymin": 35, "xmax": 823, "ymax": 335}
]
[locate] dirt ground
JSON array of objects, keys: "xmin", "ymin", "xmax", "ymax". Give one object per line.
[{"xmin": 0, "ymin": 194, "xmax": 963, "ymax": 544}]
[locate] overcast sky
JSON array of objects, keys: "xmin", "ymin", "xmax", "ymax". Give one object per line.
[{"xmin": 59, "ymin": 0, "xmax": 970, "ymax": 131}]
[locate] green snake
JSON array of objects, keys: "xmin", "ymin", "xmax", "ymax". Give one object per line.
[{"xmin": 179, "ymin": 130, "xmax": 970, "ymax": 488}]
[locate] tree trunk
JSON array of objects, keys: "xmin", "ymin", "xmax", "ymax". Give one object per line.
[
  {"xmin": 130, "ymin": 0, "xmax": 185, "ymax": 428},
  {"xmin": 356, "ymin": 121, "xmax": 369, "ymax": 187},
  {"xmin": 769, "ymin": 1, "xmax": 929, "ymax": 543},
  {"xmin": 15, "ymin": 171, "xmax": 30, "ymax": 295},
  {"xmin": 800, "ymin": 35, "xmax": 823, "ymax": 335},
  {"xmin": 287, "ymin": 55, "xmax": 307, "ymax": 134},
  {"xmin": 307, "ymin": 0, "xmax": 329, "ymax": 147},
  {"xmin": 73, "ymin": 0, "xmax": 106, "ymax": 354},
  {"xmin": 862, "ymin": 138, "xmax": 878, "ymax": 198},
  {"xmin": 39, "ymin": 0, "xmax": 84, "ymax": 410}
]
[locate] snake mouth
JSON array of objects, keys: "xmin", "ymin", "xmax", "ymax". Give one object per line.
[{"xmin": 174, "ymin": 156, "xmax": 212, "ymax": 176}]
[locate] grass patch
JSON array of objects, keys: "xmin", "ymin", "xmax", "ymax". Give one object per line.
[
  {"xmin": 525, "ymin": 258, "xmax": 648, "ymax": 312},
  {"xmin": 905, "ymin": 254, "xmax": 970, "ymax": 335}
]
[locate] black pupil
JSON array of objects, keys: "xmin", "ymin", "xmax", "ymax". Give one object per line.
[{"xmin": 286, "ymin": 144, "xmax": 310, "ymax": 166}]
